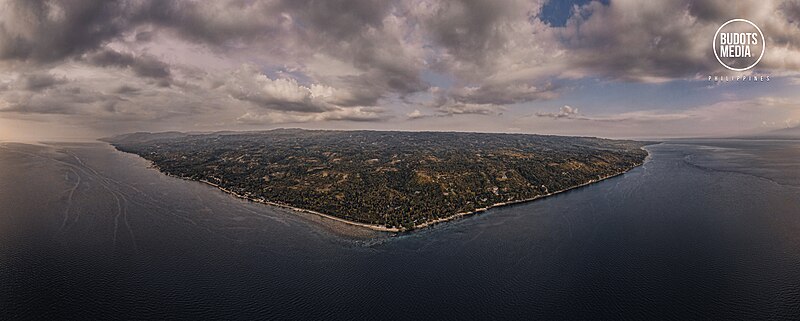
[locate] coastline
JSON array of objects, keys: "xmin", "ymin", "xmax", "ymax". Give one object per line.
[
  {"xmin": 411, "ymin": 158, "xmax": 647, "ymax": 230},
  {"xmin": 127, "ymin": 146, "xmax": 649, "ymax": 233},
  {"xmin": 197, "ymin": 179, "xmax": 403, "ymax": 233}
]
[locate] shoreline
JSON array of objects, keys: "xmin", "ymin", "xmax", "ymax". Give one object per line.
[
  {"xmin": 196, "ymin": 179, "xmax": 403, "ymax": 233},
  {"xmin": 129, "ymin": 146, "xmax": 649, "ymax": 233},
  {"xmin": 411, "ymin": 160, "xmax": 645, "ymax": 230}
]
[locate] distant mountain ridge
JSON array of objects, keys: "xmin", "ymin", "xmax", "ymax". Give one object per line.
[
  {"xmin": 738, "ymin": 126, "xmax": 800, "ymax": 140},
  {"xmin": 100, "ymin": 131, "xmax": 189, "ymax": 144}
]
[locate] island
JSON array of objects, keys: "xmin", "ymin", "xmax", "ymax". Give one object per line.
[{"xmin": 104, "ymin": 129, "xmax": 649, "ymax": 231}]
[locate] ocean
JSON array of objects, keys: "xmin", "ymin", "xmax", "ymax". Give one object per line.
[{"xmin": 2, "ymin": 139, "xmax": 799, "ymax": 319}]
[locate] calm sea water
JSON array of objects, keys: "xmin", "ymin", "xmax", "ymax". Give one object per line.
[{"xmin": 1, "ymin": 139, "xmax": 799, "ymax": 319}]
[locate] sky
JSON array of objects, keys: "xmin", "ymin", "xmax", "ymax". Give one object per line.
[{"xmin": 1, "ymin": 0, "xmax": 799, "ymax": 141}]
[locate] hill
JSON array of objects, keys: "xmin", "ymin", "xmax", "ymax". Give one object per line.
[{"xmin": 105, "ymin": 129, "xmax": 649, "ymax": 231}]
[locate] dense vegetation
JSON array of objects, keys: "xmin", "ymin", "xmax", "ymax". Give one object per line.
[{"xmin": 106, "ymin": 129, "xmax": 649, "ymax": 230}]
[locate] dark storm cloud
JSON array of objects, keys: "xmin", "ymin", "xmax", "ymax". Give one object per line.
[
  {"xmin": 19, "ymin": 73, "xmax": 66, "ymax": 91},
  {"xmin": 556, "ymin": 0, "xmax": 800, "ymax": 80},
  {"xmin": 0, "ymin": 0, "xmax": 417, "ymax": 126},
  {"xmin": 2, "ymin": 0, "xmax": 800, "ymax": 136},
  {"xmin": 281, "ymin": 0, "xmax": 391, "ymax": 40},
  {"xmin": 0, "ymin": 0, "xmax": 216, "ymax": 63},
  {"xmin": 85, "ymin": 49, "xmax": 136, "ymax": 68},
  {"xmin": 285, "ymin": 0, "xmax": 427, "ymax": 103},
  {"xmin": 330, "ymin": 70, "xmax": 426, "ymax": 108},
  {"xmin": 448, "ymin": 82, "xmax": 559, "ymax": 105},
  {"xmin": 414, "ymin": 0, "xmax": 563, "ymax": 108},
  {"xmin": 0, "ymin": 0, "xmax": 279, "ymax": 64},
  {"xmin": 113, "ymin": 85, "xmax": 140, "ymax": 95},
  {"xmin": 783, "ymin": 0, "xmax": 800, "ymax": 22},
  {"xmin": 555, "ymin": 1, "xmax": 714, "ymax": 81},
  {"xmin": 423, "ymin": 0, "xmax": 513, "ymax": 68},
  {"xmin": 143, "ymin": 0, "xmax": 426, "ymax": 112},
  {"xmin": 133, "ymin": 1, "xmax": 300, "ymax": 47},
  {"xmin": 85, "ymin": 49, "xmax": 171, "ymax": 80},
  {"xmin": 147, "ymin": 0, "xmax": 428, "ymax": 113},
  {"xmin": 134, "ymin": 31, "xmax": 154, "ymax": 42},
  {"xmin": 0, "ymin": 0, "xmax": 136, "ymax": 62}
]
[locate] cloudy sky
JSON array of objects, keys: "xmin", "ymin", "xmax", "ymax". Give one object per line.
[{"xmin": 1, "ymin": 0, "xmax": 799, "ymax": 141}]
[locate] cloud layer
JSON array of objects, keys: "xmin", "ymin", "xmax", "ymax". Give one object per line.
[{"xmin": 0, "ymin": 0, "xmax": 798, "ymax": 138}]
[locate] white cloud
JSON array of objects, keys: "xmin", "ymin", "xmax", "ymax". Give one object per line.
[
  {"xmin": 406, "ymin": 109, "xmax": 426, "ymax": 119},
  {"xmin": 536, "ymin": 105, "xmax": 580, "ymax": 119},
  {"xmin": 2, "ymin": 0, "xmax": 800, "ymax": 138}
]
